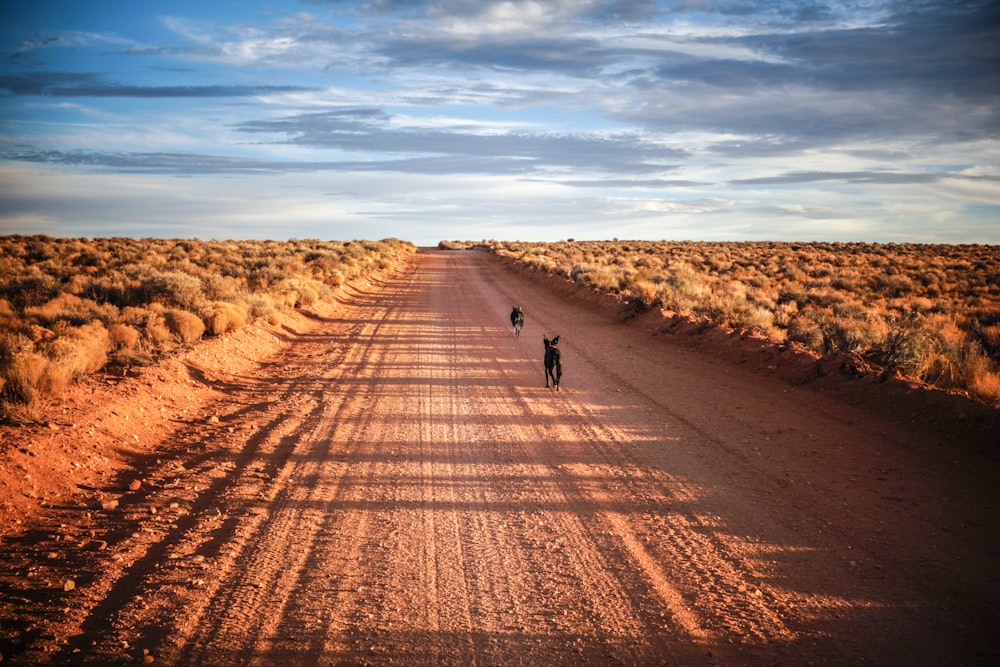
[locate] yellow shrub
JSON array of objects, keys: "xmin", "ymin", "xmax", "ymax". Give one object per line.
[
  {"xmin": 165, "ymin": 309, "xmax": 206, "ymax": 343},
  {"xmin": 969, "ymin": 370, "xmax": 1000, "ymax": 407},
  {"xmin": 201, "ymin": 302, "xmax": 248, "ymax": 336},
  {"xmin": 244, "ymin": 294, "xmax": 277, "ymax": 321},
  {"xmin": 108, "ymin": 323, "xmax": 140, "ymax": 352},
  {"xmin": 45, "ymin": 321, "xmax": 110, "ymax": 379},
  {"xmin": 625, "ymin": 279, "xmax": 660, "ymax": 311},
  {"xmin": 145, "ymin": 315, "xmax": 173, "ymax": 347},
  {"xmin": 1, "ymin": 349, "xmax": 48, "ymax": 404},
  {"xmin": 24, "ymin": 292, "xmax": 117, "ymax": 326}
]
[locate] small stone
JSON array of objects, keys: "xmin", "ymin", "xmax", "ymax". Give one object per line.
[
  {"xmin": 128, "ymin": 479, "xmax": 142, "ymax": 492},
  {"xmin": 63, "ymin": 579, "xmax": 75, "ymax": 591}
]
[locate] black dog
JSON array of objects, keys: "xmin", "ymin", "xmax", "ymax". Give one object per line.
[
  {"xmin": 544, "ymin": 336, "xmax": 562, "ymax": 390},
  {"xmin": 510, "ymin": 306, "xmax": 524, "ymax": 338}
]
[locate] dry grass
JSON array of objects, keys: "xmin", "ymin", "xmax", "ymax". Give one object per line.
[
  {"xmin": 0, "ymin": 236, "xmax": 415, "ymax": 422},
  {"xmin": 480, "ymin": 240, "xmax": 1000, "ymax": 408}
]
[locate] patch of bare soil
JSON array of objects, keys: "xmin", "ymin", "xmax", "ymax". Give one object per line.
[{"xmin": 1, "ymin": 249, "xmax": 998, "ymax": 666}]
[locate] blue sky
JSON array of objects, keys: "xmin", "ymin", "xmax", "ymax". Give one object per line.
[{"xmin": 1, "ymin": 0, "xmax": 997, "ymax": 245}]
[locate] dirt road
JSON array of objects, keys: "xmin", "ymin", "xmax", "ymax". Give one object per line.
[{"xmin": 2, "ymin": 249, "xmax": 999, "ymax": 665}]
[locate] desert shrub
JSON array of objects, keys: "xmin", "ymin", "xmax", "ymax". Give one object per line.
[
  {"xmin": 968, "ymin": 369, "xmax": 1000, "ymax": 406},
  {"xmin": 137, "ymin": 269, "xmax": 204, "ymax": 308},
  {"xmin": 164, "ymin": 309, "xmax": 206, "ymax": 343},
  {"xmin": 971, "ymin": 321, "xmax": 1000, "ymax": 363},
  {"xmin": 144, "ymin": 315, "xmax": 174, "ymax": 348},
  {"xmin": 296, "ymin": 284, "xmax": 320, "ymax": 307},
  {"xmin": 247, "ymin": 265, "xmax": 287, "ymax": 290},
  {"xmin": 119, "ymin": 305, "xmax": 154, "ymax": 328},
  {"xmin": 43, "ymin": 321, "xmax": 111, "ymax": 380},
  {"xmin": 201, "ymin": 302, "xmax": 248, "ymax": 336},
  {"xmin": 624, "ymin": 279, "xmax": 661, "ymax": 311},
  {"xmin": 244, "ymin": 293, "xmax": 278, "ymax": 322},
  {"xmin": 327, "ymin": 270, "xmax": 346, "ymax": 288},
  {"xmin": 876, "ymin": 314, "xmax": 999, "ymax": 405},
  {"xmin": 805, "ymin": 287, "xmax": 847, "ymax": 308},
  {"xmin": 692, "ymin": 287, "xmax": 775, "ymax": 333},
  {"xmin": 0, "ymin": 336, "xmax": 46, "ymax": 404},
  {"xmin": 307, "ymin": 253, "xmax": 347, "ymax": 282},
  {"xmin": 658, "ymin": 263, "xmax": 711, "ymax": 313},
  {"xmin": 2, "ymin": 273, "xmax": 60, "ymax": 309},
  {"xmin": 873, "ymin": 273, "xmax": 916, "ymax": 298},
  {"xmin": 774, "ymin": 301, "xmax": 799, "ymax": 328},
  {"xmin": 820, "ymin": 306, "xmax": 890, "ymax": 356},
  {"xmin": 0, "ymin": 299, "xmax": 19, "ymax": 331},
  {"xmin": 876, "ymin": 313, "xmax": 937, "ymax": 376},
  {"xmin": 24, "ymin": 292, "xmax": 118, "ymax": 327},
  {"xmin": 276, "ymin": 278, "xmax": 322, "ymax": 307},
  {"xmin": 108, "ymin": 323, "xmax": 140, "ymax": 352},
  {"xmin": 917, "ymin": 316, "xmax": 970, "ymax": 386},
  {"xmin": 787, "ymin": 314, "xmax": 828, "ymax": 351},
  {"xmin": 63, "ymin": 272, "xmax": 92, "ymax": 295},
  {"xmin": 520, "ymin": 251, "xmax": 559, "ymax": 275},
  {"xmin": 727, "ymin": 299, "xmax": 775, "ymax": 333},
  {"xmin": 0, "ymin": 326, "xmax": 105, "ymax": 422},
  {"xmin": 201, "ymin": 273, "xmax": 243, "ymax": 301},
  {"xmin": 0, "ymin": 354, "xmax": 56, "ymax": 423},
  {"xmin": 778, "ymin": 288, "xmax": 808, "ymax": 307},
  {"xmin": 81, "ymin": 274, "xmax": 131, "ymax": 307}
]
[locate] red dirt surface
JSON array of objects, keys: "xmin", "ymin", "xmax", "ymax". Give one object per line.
[{"xmin": 2, "ymin": 249, "xmax": 998, "ymax": 665}]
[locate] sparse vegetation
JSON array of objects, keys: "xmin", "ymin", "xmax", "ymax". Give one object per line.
[
  {"xmin": 479, "ymin": 240, "xmax": 1000, "ymax": 407},
  {"xmin": 0, "ymin": 236, "xmax": 415, "ymax": 423},
  {"xmin": 438, "ymin": 240, "xmax": 480, "ymax": 250}
]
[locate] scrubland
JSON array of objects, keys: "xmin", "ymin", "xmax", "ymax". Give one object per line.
[
  {"xmin": 468, "ymin": 240, "xmax": 1000, "ymax": 408},
  {"xmin": 0, "ymin": 235, "xmax": 415, "ymax": 423},
  {"xmin": 4, "ymin": 234, "xmax": 996, "ymax": 425}
]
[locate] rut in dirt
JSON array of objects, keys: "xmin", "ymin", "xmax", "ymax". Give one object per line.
[{"xmin": 3, "ymin": 249, "xmax": 999, "ymax": 666}]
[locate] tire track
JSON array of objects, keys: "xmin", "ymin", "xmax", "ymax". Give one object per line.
[
  {"xmin": 559, "ymin": 397, "xmax": 795, "ymax": 644},
  {"xmin": 440, "ymin": 257, "xmax": 709, "ymax": 664},
  {"xmin": 45, "ymin": 281, "xmax": 403, "ymax": 665},
  {"xmin": 450, "ymin": 249, "xmax": 799, "ymax": 660}
]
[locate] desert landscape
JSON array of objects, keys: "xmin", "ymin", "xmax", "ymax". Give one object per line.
[
  {"xmin": 472, "ymin": 240, "xmax": 1000, "ymax": 408},
  {"xmin": 3, "ymin": 1, "xmax": 998, "ymax": 663},
  {"xmin": 1, "ymin": 242, "xmax": 998, "ymax": 665}
]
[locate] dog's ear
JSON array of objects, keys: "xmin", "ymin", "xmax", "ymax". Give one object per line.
[{"xmin": 552, "ymin": 335, "xmax": 560, "ymax": 345}]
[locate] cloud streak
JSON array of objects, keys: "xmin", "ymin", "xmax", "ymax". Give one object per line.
[{"xmin": 0, "ymin": 73, "xmax": 317, "ymax": 97}]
